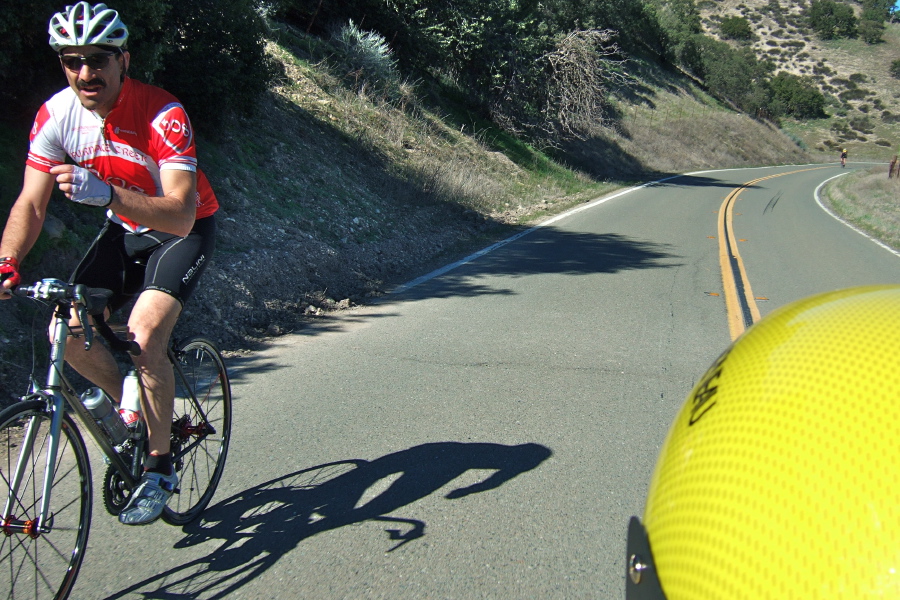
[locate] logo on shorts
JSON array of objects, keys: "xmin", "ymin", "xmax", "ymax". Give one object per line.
[{"xmin": 182, "ymin": 254, "xmax": 206, "ymax": 284}]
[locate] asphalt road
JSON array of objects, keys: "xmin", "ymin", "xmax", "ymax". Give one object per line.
[{"xmin": 74, "ymin": 164, "xmax": 900, "ymax": 599}]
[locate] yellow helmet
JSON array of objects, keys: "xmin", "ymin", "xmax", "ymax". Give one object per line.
[{"xmin": 627, "ymin": 286, "xmax": 900, "ymax": 599}]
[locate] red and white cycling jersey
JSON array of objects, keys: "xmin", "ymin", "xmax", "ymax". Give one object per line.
[{"xmin": 26, "ymin": 77, "xmax": 218, "ymax": 233}]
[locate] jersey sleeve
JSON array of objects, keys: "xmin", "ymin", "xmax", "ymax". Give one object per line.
[
  {"xmin": 25, "ymin": 103, "xmax": 66, "ymax": 173},
  {"xmin": 151, "ymin": 102, "xmax": 198, "ymax": 172}
]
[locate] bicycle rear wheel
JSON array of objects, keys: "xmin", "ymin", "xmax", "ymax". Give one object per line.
[
  {"xmin": 0, "ymin": 399, "xmax": 92, "ymax": 600},
  {"xmin": 163, "ymin": 337, "xmax": 232, "ymax": 525}
]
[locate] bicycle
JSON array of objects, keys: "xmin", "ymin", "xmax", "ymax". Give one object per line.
[{"xmin": 0, "ymin": 278, "xmax": 232, "ymax": 600}]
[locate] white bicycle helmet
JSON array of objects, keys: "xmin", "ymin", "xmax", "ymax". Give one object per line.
[{"xmin": 48, "ymin": 3, "xmax": 128, "ymax": 51}]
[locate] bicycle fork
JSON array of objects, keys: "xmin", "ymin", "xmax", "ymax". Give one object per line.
[
  {"xmin": 1, "ymin": 314, "xmax": 139, "ymax": 537},
  {"xmin": 1, "ymin": 397, "xmax": 65, "ymax": 537},
  {"xmin": 1, "ymin": 316, "xmax": 75, "ymax": 537}
]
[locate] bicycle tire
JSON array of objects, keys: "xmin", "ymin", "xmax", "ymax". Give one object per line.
[
  {"xmin": 0, "ymin": 399, "xmax": 92, "ymax": 600},
  {"xmin": 162, "ymin": 337, "xmax": 232, "ymax": 525}
]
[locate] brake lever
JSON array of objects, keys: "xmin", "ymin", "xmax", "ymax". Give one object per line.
[{"xmin": 73, "ymin": 285, "xmax": 95, "ymax": 351}]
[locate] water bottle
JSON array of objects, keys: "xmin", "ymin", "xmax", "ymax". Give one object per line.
[
  {"xmin": 81, "ymin": 387, "xmax": 129, "ymax": 445},
  {"xmin": 119, "ymin": 369, "xmax": 142, "ymax": 430}
]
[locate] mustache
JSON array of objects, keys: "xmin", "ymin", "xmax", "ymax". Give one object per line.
[{"xmin": 76, "ymin": 78, "xmax": 106, "ymax": 90}]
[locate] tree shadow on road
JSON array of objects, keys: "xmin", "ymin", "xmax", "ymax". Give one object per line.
[
  {"xmin": 103, "ymin": 441, "xmax": 552, "ymax": 600},
  {"xmin": 392, "ymin": 228, "xmax": 682, "ymax": 302}
]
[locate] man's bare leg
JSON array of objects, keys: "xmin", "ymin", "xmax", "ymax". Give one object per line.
[
  {"xmin": 65, "ymin": 289, "xmax": 180, "ymax": 456},
  {"xmin": 116, "ymin": 290, "xmax": 183, "ymax": 526},
  {"xmin": 64, "ymin": 319, "xmax": 126, "ymax": 402},
  {"xmin": 126, "ymin": 290, "xmax": 181, "ymax": 456}
]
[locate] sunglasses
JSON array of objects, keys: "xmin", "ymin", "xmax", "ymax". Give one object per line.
[{"xmin": 59, "ymin": 51, "xmax": 119, "ymax": 72}]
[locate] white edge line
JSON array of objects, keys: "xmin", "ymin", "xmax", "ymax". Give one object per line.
[
  {"xmin": 391, "ymin": 163, "xmax": 896, "ymax": 295},
  {"xmin": 813, "ymin": 173, "xmax": 900, "ymax": 258},
  {"xmin": 389, "ymin": 174, "xmax": 684, "ymax": 294}
]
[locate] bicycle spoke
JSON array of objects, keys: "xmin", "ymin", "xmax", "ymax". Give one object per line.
[
  {"xmin": 0, "ymin": 402, "xmax": 92, "ymax": 600},
  {"xmin": 162, "ymin": 338, "xmax": 231, "ymax": 525}
]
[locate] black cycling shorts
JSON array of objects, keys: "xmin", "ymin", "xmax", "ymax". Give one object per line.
[{"xmin": 70, "ymin": 216, "xmax": 216, "ymax": 314}]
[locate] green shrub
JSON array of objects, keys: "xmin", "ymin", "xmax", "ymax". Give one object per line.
[
  {"xmin": 831, "ymin": 78, "xmax": 856, "ymax": 89},
  {"xmin": 890, "ymin": 59, "xmax": 900, "ymax": 79},
  {"xmin": 720, "ymin": 16, "xmax": 754, "ymax": 40},
  {"xmin": 849, "ymin": 116, "xmax": 875, "ymax": 133},
  {"xmin": 769, "ymin": 71, "xmax": 826, "ymax": 118},
  {"xmin": 807, "ymin": 0, "xmax": 857, "ymax": 39},
  {"xmin": 692, "ymin": 36, "xmax": 773, "ymax": 115},
  {"xmin": 858, "ymin": 18, "xmax": 885, "ymax": 43},
  {"xmin": 329, "ymin": 20, "xmax": 403, "ymax": 98},
  {"xmin": 839, "ymin": 89, "xmax": 869, "ymax": 101}
]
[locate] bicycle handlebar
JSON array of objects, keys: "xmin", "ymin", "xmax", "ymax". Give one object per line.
[{"xmin": 13, "ymin": 278, "xmax": 142, "ymax": 356}]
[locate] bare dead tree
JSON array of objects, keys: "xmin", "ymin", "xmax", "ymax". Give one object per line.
[{"xmin": 542, "ymin": 29, "xmax": 631, "ymax": 140}]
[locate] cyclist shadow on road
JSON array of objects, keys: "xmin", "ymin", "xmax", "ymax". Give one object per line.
[{"xmin": 105, "ymin": 441, "xmax": 552, "ymax": 600}]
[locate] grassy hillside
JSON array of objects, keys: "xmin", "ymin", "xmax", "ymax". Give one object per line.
[
  {"xmin": 699, "ymin": 1, "xmax": 900, "ymax": 160},
  {"xmin": 821, "ymin": 164, "xmax": 900, "ymax": 249}
]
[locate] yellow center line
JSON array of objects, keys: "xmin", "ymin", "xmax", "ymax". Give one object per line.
[{"xmin": 717, "ymin": 167, "xmax": 830, "ymax": 340}]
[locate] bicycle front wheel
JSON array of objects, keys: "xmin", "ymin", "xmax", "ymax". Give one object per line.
[
  {"xmin": 163, "ymin": 337, "xmax": 232, "ymax": 525},
  {"xmin": 0, "ymin": 399, "xmax": 92, "ymax": 600}
]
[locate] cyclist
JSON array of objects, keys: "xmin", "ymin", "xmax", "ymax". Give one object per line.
[
  {"xmin": 0, "ymin": 2, "xmax": 218, "ymax": 525},
  {"xmin": 626, "ymin": 286, "xmax": 900, "ymax": 599},
  {"xmin": 840, "ymin": 147, "xmax": 848, "ymax": 167}
]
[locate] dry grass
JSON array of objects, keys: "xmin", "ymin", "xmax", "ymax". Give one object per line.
[
  {"xmin": 822, "ymin": 165, "xmax": 900, "ymax": 250},
  {"xmin": 556, "ymin": 75, "xmax": 812, "ymax": 179},
  {"xmin": 614, "ymin": 106, "xmax": 809, "ymax": 172},
  {"xmin": 259, "ymin": 26, "xmax": 821, "ymax": 230},
  {"xmin": 699, "ymin": 0, "xmax": 900, "ymax": 162},
  {"xmin": 263, "ymin": 37, "xmax": 603, "ymax": 226}
]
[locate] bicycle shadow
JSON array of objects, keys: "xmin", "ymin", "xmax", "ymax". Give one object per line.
[{"xmin": 104, "ymin": 441, "xmax": 552, "ymax": 600}]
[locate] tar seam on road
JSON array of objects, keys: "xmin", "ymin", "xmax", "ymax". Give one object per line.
[{"xmin": 717, "ymin": 167, "xmax": 832, "ymax": 340}]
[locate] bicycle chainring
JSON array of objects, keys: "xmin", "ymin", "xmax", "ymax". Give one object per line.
[{"xmin": 103, "ymin": 464, "xmax": 132, "ymax": 516}]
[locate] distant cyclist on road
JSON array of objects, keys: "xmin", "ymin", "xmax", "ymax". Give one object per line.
[
  {"xmin": 0, "ymin": 2, "xmax": 218, "ymax": 525},
  {"xmin": 840, "ymin": 148, "xmax": 848, "ymax": 167}
]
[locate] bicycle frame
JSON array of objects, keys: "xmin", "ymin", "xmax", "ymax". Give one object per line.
[{"xmin": 2, "ymin": 303, "xmax": 140, "ymax": 535}]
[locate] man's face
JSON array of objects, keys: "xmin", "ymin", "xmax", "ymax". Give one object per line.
[{"xmin": 58, "ymin": 45, "xmax": 130, "ymax": 117}]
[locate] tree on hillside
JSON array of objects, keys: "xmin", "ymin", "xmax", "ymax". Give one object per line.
[
  {"xmin": 858, "ymin": 0, "xmax": 892, "ymax": 43},
  {"xmin": 807, "ymin": 0, "xmax": 857, "ymax": 40},
  {"xmin": 270, "ymin": 0, "xmax": 662, "ymax": 140},
  {"xmin": 720, "ymin": 15, "xmax": 754, "ymax": 40},
  {"xmin": 769, "ymin": 72, "xmax": 826, "ymax": 118},
  {"xmin": 692, "ymin": 36, "xmax": 774, "ymax": 115},
  {"xmin": 649, "ymin": 0, "xmax": 704, "ymax": 65},
  {"xmin": 549, "ymin": 0, "xmax": 664, "ymax": 54}
]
